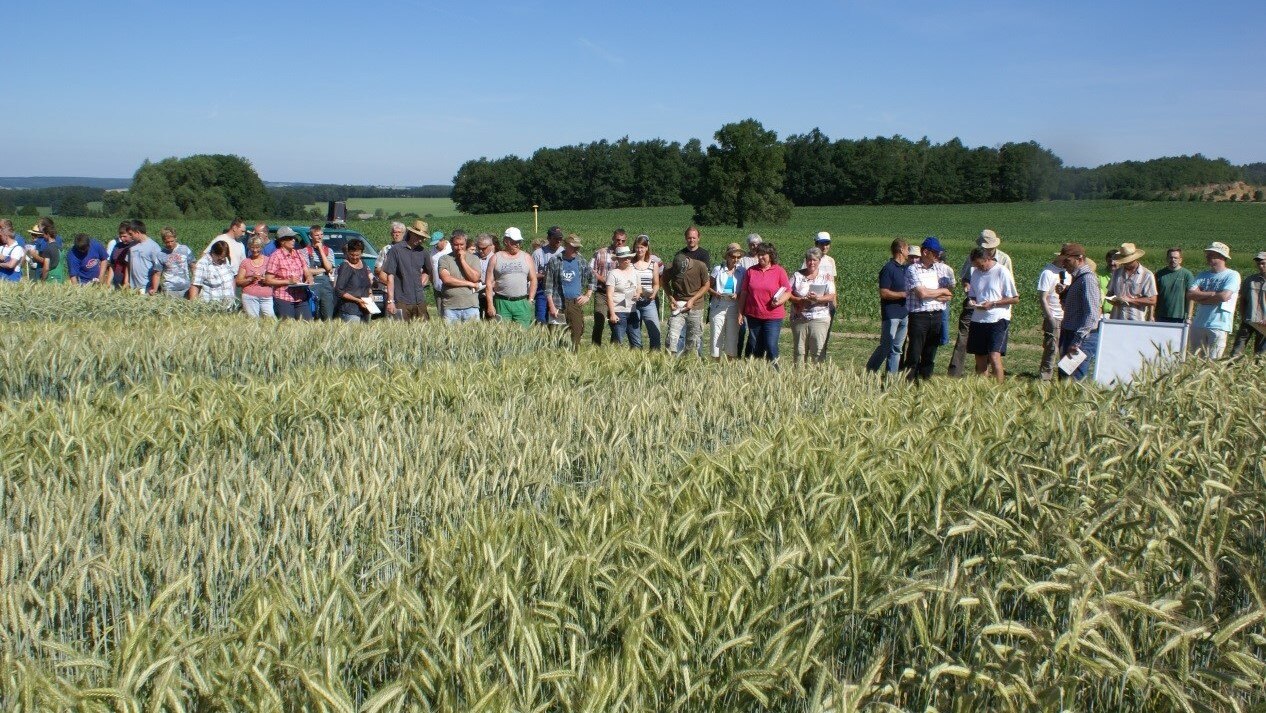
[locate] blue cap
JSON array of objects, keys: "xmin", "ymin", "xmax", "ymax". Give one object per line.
[
  {"xmin": 921, "ymin": 236, "xmax": 943, "ymax": 255},
  {"xmin": 432, "ymin": 231, "xmax": 445, "ymax": 242}
]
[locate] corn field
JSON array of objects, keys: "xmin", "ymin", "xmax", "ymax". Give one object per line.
[{"xmin": 1, "ymin": 283, "xmax": 1263, "ymax": 711}]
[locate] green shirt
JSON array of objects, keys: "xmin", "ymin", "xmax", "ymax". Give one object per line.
[{"xmin": 1155, "ymin": 267, "xmax": 1194, "ymax": 321}]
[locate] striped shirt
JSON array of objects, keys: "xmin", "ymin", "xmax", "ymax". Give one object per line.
[{"xmin": 905, "ymin": 262, "xmax": 954, "ymax": 313}]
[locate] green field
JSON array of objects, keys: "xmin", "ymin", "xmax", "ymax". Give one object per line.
[
  {"xmin": 304, "ymin": 196, "xmax": 461, "ymax": 218},
  {"xmin": 16, "ymin": 200, "xmax": 1266, "ymax": 377},
  {"xmin": 0, "ymin": 282, "xmax": 1263, "ymax": 710}
]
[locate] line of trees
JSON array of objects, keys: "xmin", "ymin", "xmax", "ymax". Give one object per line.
[{"xmin": 451, "ymin": 120, "xmax": 1252, "ymax": 224}]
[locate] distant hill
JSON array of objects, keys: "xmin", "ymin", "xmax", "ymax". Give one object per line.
[{"xmin": 0, "ymin": 177, "xmax": 131, "ymax": 190}]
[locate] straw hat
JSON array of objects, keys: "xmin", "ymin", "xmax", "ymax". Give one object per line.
[
  {"xmin": 978, "ymin": 229, "xmax": 1001, "ymax": 249},
  {"xmin": 1114, "ymin": 242, "xmax": 1145, "ymax": 264},
  {"xmin": 406, "ymin": 220, "xmax": 430, "ymax": 240}
]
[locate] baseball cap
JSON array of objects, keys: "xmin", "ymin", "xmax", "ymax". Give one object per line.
[
  {"xmin": 907, "ymin": 245, "xmax": 922, "ymax": 258},
  {"xmin": 1255, "ymin": 251, "xmax": 1266, "ymax": 262},
  {"xmin": 920, "ymin": 236, "xmax": 944, "ymax": 255},
  {"xmin": 546, "ymin": 226, "xmax": 564, "ymax": 239},
  {"xmin": 275, "ymin": 226, "xmax": 298, "ymax": 240},
  {"xmin": 814, "ymin": 231, "xmax": 831, "ymax": 244},
  {"xmin": 503, "ymin": 227, "xmax": 523, "ymax": 242}
]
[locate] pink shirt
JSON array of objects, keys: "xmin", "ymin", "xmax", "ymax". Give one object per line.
[
  {"xmin": 265, "ymin": 249, "xmax": 308, "ymax": 302},
  {"xmin": 239, "ymin": 256, "xmax": 271, "ymax": 298},
  {"xmin": 741, "ymin": 264, "xmax": 791, "ymax": 320}
]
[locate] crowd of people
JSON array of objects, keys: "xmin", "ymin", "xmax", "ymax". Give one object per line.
[{"xmin": 2, "ymin": 216, "xmax": 1262, "ymax": 378}]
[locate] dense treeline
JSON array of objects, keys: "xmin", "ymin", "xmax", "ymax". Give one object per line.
[{"xmin": 451, "ymin": 125, "xmax": 1253, "ymax": 214}]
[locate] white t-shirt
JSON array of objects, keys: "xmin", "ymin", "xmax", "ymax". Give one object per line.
[
  {"xmin": 1036, "ymin": 262, "xmax": 1070, "ymax": 321},
  {"xmin": 606, "ymin": 268, "xmax": 640, "ymax": 313},
  {"xmin": 799, "ymin": 255, "xmax": 837, "ymax": 281},
  {"xmin": 790, "ymin": 270, "xmax": 835, "ymax": 321},
  {"xmin": 204, "ymin": 233, "xmax": 246, "ymax": 272},
  {"xmin": 969, "ymin": 263, "xmax": 1018, "ymax": 323}
]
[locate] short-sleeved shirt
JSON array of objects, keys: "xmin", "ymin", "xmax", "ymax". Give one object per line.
[
  {"xmin": 1155, "ymin": 267, "xmax": 1194, "ymax": 321},
  {"xmin": 677, "ymin": 247, "xmax": 711, "ymax": 267},
  {"xmin": 126, "ymin": 238, "xmax": 164, "ymax": 291},
  {"xmin": 790, "ymin": 269, "xmax": 835, "ymax": 322},
  {"xmin": 68, "ymin": 240, "xmax": 109, "ymax": 284},
  {"xmin": 304, "ymin": 245, "xmax": 334, "ymax": 287},
  {"xmin": 204, "ymin": 234, "xmax": 246, "ymax": 272},
  {"xmin": 108, "ymin": 239, "xmax": 131, "ymax": 287},
  {"xmin": 1036, "ymin": 262, "xmax": 1071, "ymax": 321},
  {"xmin": 239, "ymin": 256, "xmax": 272, "ymax": 299},
  {"xmin": 159, "ymin": 244, "xmax": 194, "ymax": 292},
  {"xmin": 381, "ymin": 242, "xmax": 429, "ymax": 305},
  {"xmin": 1107, "ymin": 265, "xmax": 1158, "ymax": 321},
  {"xmin": 533, "ymin": 244, "xmax": 563, "ymax": 275},
  {"xmin": 30, "ymin": 238, "xmax": 61, "ymax": 280},
  {"xmin": 905, "ymin": 262, "xmax": 954, "ymax": 313},
  {"xmin": 878, "ymin": 259, "xmax": 908, "ymax": 320},
  {"xmin": 741, "ymin": 265, "xmax": 791, "ymax": 320},
  {"xmin": 265, "ymin": 248, "xmax": 309, "ymax": 303},
  {"xmin": 969, "ymin": 263, "xmax": 1019, "ymax": 323},
  {"xmin": 664, "ymin": 256, "xmax": 710, "ymax": 303},
  {"xmin": 192, "ymin": 256, "xmax": 237, "ymax": 303},
  {"xmin": 438, "ymin": 251, "xmax": 481, "ymax": 309},
  {"xmin": 607, "ymin": 268, "xmax": 640, "ymax": 313},
  {"xmin": 1191, "ymin": 269, "xmax": 1241, "ymax": 333}
]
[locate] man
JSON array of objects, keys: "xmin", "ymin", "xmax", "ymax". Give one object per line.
[
  {"xmin": 1100, "ymin": 249, "xmax": 1119, "ymax": 313},
  {"xmin": 0, "ymin": 221, "xmax": 22, "ymax": 282},
  {"xmin": 66, "ymin": 233, "xmax": 109, "ymax": 285},
  {"xmin": 1035, "ymin": 249, "xmax": 1071, "ymax": 381},
  {"xmin": 865, "ymin": 238, "xmax": 909, "ymax": 374},
  {"xmin": 589, "ymin": 229, "xmax": 627, "ymax": 345},
  {"xmin": 105, "ymin": 221, "xmax": 131, "ymax": 288},
  {"xmin": 967, "ymin": 247, "xmax": 1020, "ymax": 382},
  {"xmin": 381, "ymin": 219, "xmax": 431, "ymax": 320},
  {"xmin": 1154, "ymin": 247, "xmax": 1194, "ymax": 323},
  {"xmin": 544, "ymin": 234, "xmax": 595, "ymax": 350},
  {"xmin": 663, "ymin": 252, "xmax": 710, "ymax": 356},
  {"xmin": 259, "ymin": 223, "xmax": 285, "ymax": 257},
  {"xmin": 904, "ymin": 237, "xmax": 955, "ymax": 381},
  {"xmin": 532, "ymin": 227, "xmax": 565, "ymax": 324},
  {"xmin": 24, "ymin": 223, "xmax": 61, "ymax": 281},
  {"xmin": 486, "ymin": 227, "xmax": 537, "ymax": 326},
  {"xmin": 1230, "ymin": 251, "xmax": 1266, "ymax": 357},
  {"xmin": 157, "ymin": 227, "xmax": 194, "ymax": 297},
  {"xmin": 1187, "ymin": 242, "xmax": 1241, "ymax": 358},
  {"xmin": 949, "ymin": 229, "xmax": 1013, "ymax": 377},
  {"xmin": 379, "ymin": 221, "xmax": 406, "ymax": 264},
  {"xmin": 204, "ymin": 218, "xmax": 247, "ymax": 271},
  {"xmin": 304, "ymin": 225, "xmax": 336, "ymax": 320},
  {"xmin": 677, "ymin": 225, "xmax": 711, "ymax": 268},
  {"xmin": 427, "ymin": 230, "xmax": 450, "ymax": 314},
  {"xmin": 125, "ymin": 220, "xmax": 164, "ymax": 294},
  {"xmin": 1105, "ymin": 243, "xmax": 1157, "ymax": 321},
  {"xmin": 1057, "ymin": 243, "xmax": 1102, "ymax": 381},
  {"xmin": 437, "ymin": 232, "xmax": 483, "ymax": 323},
  {"xmin": 474, "ymin": 233, "xmax": 497, "ymax": 319}
]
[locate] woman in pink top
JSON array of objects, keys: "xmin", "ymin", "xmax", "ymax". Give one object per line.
[
  {"xmin": 740, "ymin": 243, "xmax": 792, "ymax": 362},
  {"xmin": 236, "ymin": 236, "xmax": 274, "ymax": 318},
  {"xmin": 263, "ymin": 229, "xmax": 312, "ymax": 320}
]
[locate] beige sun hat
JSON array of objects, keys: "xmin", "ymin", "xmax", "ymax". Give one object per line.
[
  {"xmin": 1204, "ymin": 241, "xmax": 1231, "ymax": 260},
  {"xmin": 1115, "ymin": 242, "xmax": 1145, "ymax": 264},
  {"xmin": 978, "ymin": 229, "xmax": 1001, "ymax": 249},
  {"xmin": 406, "ymin": 220, "xmax": 430, "ymax": 240}
]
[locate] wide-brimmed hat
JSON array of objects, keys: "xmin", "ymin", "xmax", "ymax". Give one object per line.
[
  {"xmin": 613, "ymin": 246, "xmax": 635, "ymax": 260},
  {"xmin": 406, "ymin": 220, "xmax": 430, "ymax": 240},
  {"xmin": 27, "ymin": 224, "xmax": 45, "ymax": 237},
  {"xmin": 1115, "ymin": 242, "xmax": 1145, "ymax": 264},
  {"xmin": 564, "ymin": 234, "xmax": 582, "ymax": 249},
  {"xmin": 725, "ymin": 242, "xmax": 744, "ymax": 257},
  {"xmin": 978, "ymin": 229, "xmax": 1001, "ymax": 249},
  {"xmin": 1204, "ymin": 241, "xmax": 1231, "ymax": 260}
]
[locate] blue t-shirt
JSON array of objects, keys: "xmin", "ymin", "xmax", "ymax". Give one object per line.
[
  {"xmin": 1192, "ymin": 269, "xmax": 1241, "ymax": 332},
  {"xmin": 879, "ymin": 258, "xmax": 909, "ymax": 320},
  {"xmin": 558, "ymin": 255, "xmax": 584, "ymax": 299},
  {"xmin": 126, "ymin": 238, "xmax": 165, "ymax": 291},
  {"xmin": 68, "ymin": 239, "xmax": 110, "ymax": 284}
]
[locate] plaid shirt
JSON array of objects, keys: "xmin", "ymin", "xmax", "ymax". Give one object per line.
[
  {"xmin": 265, "ymin": 249, "xmax": 308, "ymax": 302},
  {"xmin": 905, "ymin": 261, "xmax": 954, "ymax": 313},
  {"xmin": 544, "ymin": 253, "xmax": 594, "ymax": 306},
  {"xmin": 1060, "ymin": 264, "xmax": 1102, "ymax": 344},
  {"xmin": 192, "ymin": 256, "xmax": 237, "ymax": 303}
]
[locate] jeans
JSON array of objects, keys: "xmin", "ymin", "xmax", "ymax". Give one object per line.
[
  {"xmin": 1058, "ymin": 328, "xmax": 1099, "ymax": 380},
  {"xmin": 444, "ymin": 306, "xmax": 480, "ymax": 323},
  {"xmin": 667, "ymin": 306, "xmax": 705, "ymax": 356},
  {"xmin": 534, "ymin": 291, "xmax": 550, "ymax": 324},
  {"xmin": 273, "ymin": 298, "xmax": 312, "ymax": 320},
  {"xmin": 865, "ymin": 316, "xmax": 908, "ymax": 373},
  {"xmin": 610, "ymin": 311, "xmax": 641, "ymax": 348},
  {"xmin": 628, "ymin": 298, "xmax": 662, "ymax": 350},
  {"xmin": 242, "ymin": 293, "xmax": 275, "ymax": 318},
  {"xmin": 905, "ymin": 311, "xmax": 944, "ymax": 381},
  {"xmin": 746, "ymin": 316, "xmax": 782, "ymax": 362},
  {"xmin": 339, "ymin": 312, "xmax": 368, "ymax": 323},
  {"xmin": 311, "ymin": 283, "xmax": 335, "ymax": 321},
  {"xmin": 710, "ymin": 300, "xmax": 741, "ymax": 357}
]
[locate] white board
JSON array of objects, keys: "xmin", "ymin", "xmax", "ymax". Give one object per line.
[{"xmin": 1093, "ymin": 319, "xmax": 1187, "ymax": 386}]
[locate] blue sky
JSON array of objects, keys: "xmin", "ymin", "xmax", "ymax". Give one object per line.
[{"xmin": 7, "ymin": 0, "xmax": 1264, "ymax": 185}]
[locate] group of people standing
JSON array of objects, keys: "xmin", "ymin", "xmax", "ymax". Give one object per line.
[{"xmin": 864, "ymin": 230, "xmax": 1265, "ymax": 383}]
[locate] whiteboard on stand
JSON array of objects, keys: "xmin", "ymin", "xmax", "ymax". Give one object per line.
[{"xmin": 1092, "ymin": 319, "xmax": 1187, "ymax": 386}]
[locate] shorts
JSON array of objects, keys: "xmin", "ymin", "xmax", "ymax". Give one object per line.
[{"xmin": 967, "ymin": 319, "xmax": 1009, "ymax": 356}]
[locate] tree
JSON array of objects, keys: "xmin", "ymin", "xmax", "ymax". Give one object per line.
[
  {"xmin": 996, "ymin": 142, "xmax": 1063, "ymax": 201},
  {"xmin": 783, "ymin": 129, "xmax": 843, "ymax": 206},
  {"xmin": 124, "ymin": 154, "xmax": 270, "ymax": 219},
  {"xmin": 693, "ymin": 119, "xmax": 792, "ymax": 228}
]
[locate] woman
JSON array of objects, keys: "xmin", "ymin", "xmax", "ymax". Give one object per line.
[
  {"xmin": 605, "ymin": 245, "xmax": 642, "ymax": 348},
  {"xmin": 629, "ymin": 235, "xmax": 662, "ymax": 349},
  {"xmin": 335, "ymin": 238, "xmax": 374, "ymax": 323},
  {"xmin": 789, "ymin": 247, "xmax": 837, "ymax": 364},
  {"xmin": 158, "ymin": 227, "xmax": 193, "ymax": 298},
  {"xmin": 236, "ymin": 236, "xmax": 274, "ymax": 318},
  {"xmin": 189, "ymin": 241, "xmax": 237, "ymax": 305},
  {"xmin": 740, "ymin": 243, "xmax": 791, "ymax": 363},
  {"xmin": 263, "ymin": 229, "xmax": 312, "ymax": 320},
  {"xmin": 709, "ymin": 244, "xmax": 746, "ymax": 360}
]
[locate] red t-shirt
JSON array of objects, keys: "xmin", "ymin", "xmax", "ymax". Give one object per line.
[{"xmin": 742, "ymin": 265, "xmax": 791, "ymax": 320}]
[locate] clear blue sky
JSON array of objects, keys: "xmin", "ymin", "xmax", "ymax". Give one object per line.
[{"xmin": 7, "ymin": 0, "xmax": 1263, "ymax": 185}]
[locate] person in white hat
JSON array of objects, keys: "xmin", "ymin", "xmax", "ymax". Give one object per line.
[
  {"xmin": 1229, "ymin": 251, "xmax": 1266, "ymax": 357},
  {"xmin": 1105, "ymin": 242, "xmax": 1156, "ymax": 321},
  {"xmin": 1186, "ymin": 241, "xmax": 1240, "ymax": 358},
  {"xmin": 949, "ymin": 229, "xmax": 1013, "ymax": 377},
  {"xmin": 485, "ymin": 227, "xmax": 537, "ymax": 326}
]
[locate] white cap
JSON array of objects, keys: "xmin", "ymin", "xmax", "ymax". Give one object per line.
[
  {"xmin": 503, "ymin": 227, "xmax": 523, "ymax": 242},
  {"xmin": 814, "ymin": 231, "xmax": 831, "ymax": 244}
]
